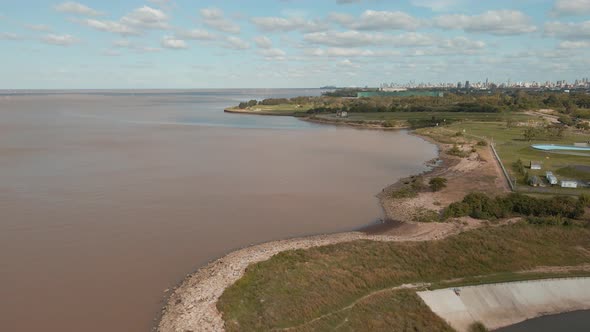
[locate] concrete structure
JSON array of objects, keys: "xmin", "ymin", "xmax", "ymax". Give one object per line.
[
  {"xmin": 530, "ymin": 161, "xmax": 542, "ymax": 170},
  {"xmin": 418, "ymin": 277, "xmax": 590, "ymax": 332},
  {"xmin": 546, "ymin": 171, "xmax": 558, "ymax": 185},
  {"xmin": 337, "ymin": 111, "xmax": 348, "ymax": 118},
  {"xmin": 560, "ymin": 180, "xmax": 578, "ymax": 188}
]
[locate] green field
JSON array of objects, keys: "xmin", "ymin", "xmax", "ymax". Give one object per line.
[
  {"xmin": 325, "ymin": 112, "xmax": 534, "ymax": 122},
  {"xmin": 218, "ymin": 223, "xmax": 590, "ymax": 331},
  {"xmin": 440, "ymin": 121, "xmax": 590, "ymax": 194}
]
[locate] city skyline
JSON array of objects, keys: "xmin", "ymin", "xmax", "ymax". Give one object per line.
[{"xmin": 1, "ymin": 0, "xmax": 590, "ymax": 89}]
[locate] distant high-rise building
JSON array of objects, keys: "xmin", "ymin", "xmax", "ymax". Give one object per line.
[
  {"xmin": 457, "ymin": 82, "xmax": 462, "ymax": 89},
  {"xmin": 485, "ymin": 78, "xmax": 488, "ymax": 88},
  {"xmin": 465, "ymin": 81, "xmax": 470, "ymax": 89}
]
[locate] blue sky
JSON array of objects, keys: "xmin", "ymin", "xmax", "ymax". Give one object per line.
[{"xmin": 1, "ymin": 0, "xmax": 589, "ymax": 89}]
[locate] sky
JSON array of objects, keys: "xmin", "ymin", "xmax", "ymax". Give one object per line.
[{"xmin": 0, "ymin": 0, "xmax": 589, "ymax": 89}]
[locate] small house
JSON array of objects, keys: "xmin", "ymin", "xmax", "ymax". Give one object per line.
[
  {"xmin": 336, "ymin": 111, "xmax": 348, "ymax": 118},
  {"xmin": 528, "ymin": 175, "xmax": 542, "ymax": 187},
  {"xmin": 560, "ymin": 180, "xmax": 578, "ymax": 188},
  {"xmin": 530, "ymin": 161, "xmax": 542, "ymax": 170},
  {"xmin": 546, "ymin": 171, "xmax": 558, "ymax": 185}
]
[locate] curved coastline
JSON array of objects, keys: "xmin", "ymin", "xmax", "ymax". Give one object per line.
[
  {"xmin": 156, "ymin": 112, "xmax": 452, "ymax": 331},
  {"xmin": 155, "ymin": 108, "xmax": 583, "ymax": 332}
]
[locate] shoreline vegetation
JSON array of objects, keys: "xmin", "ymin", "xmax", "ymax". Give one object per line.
[{"xmin": 159, "ymin": 92, "xmax": 590, "ymax": 332}]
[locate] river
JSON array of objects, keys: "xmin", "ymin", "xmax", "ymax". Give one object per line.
[
  {"xmin": 496, "ymin": 310, "xmax": 590, "ymax": 332},
  {"xmin": 0, "ymin": 89, "xmax": 437, "ymax": 331}
]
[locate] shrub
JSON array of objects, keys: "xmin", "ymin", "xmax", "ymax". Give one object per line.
[
  {"xmin": 444, "ymin": 192, "xmax": 587, "ymax": 221},
  {"xmin": 382, "ymin": 120, "xmax": 397, "ymax": 128},
  {"xmin": 413, "ymin": 208, "xmax": 440, "ymax": 223},
  {"xmin": 477, "ymin": 140, "xmax": 488, "ymax": 146},
  {"xmin": 429, "ymin": 177, "xmax": 448, "ymax": 192},
  {"xmin": 526, "ymin": 215, "xmax": 570, "ymax": 226},
  {"xmin": 579, "ymin": 193, "xmax": 590, "ymax": 207},
  {"xmin": 448, "ymin": 144, "xmax": 468, "ymax": 157},
  {"xmin": 468, "ymin": 322, "xmax": 488, "ymax": 332}
]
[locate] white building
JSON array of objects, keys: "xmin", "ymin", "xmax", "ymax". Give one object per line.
[
  {"xmin": 546, "ymin": 171, "xmax": 558, "ymax": 185},
  {"xmin": 560, "ymin": 180, "xmax": 578, "ymax": 188},
  {"xmin": 530, "ymin": 161, "xmax": 542, "ymax": 170}
]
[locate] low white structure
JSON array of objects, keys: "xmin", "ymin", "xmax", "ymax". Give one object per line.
[
  {"xmin": 418, "ymin": 277, "xmax": 590, "ymax": 332},
  {"xmin": 560, "ymin": 180, "xmax": 578, "ymax": 188},
  {"xmin": 546, "ymin": 171, "xmax": 558, "ymax": 185},
  {"xmin": 530, "ymin": 161, "xmax": 542, "ymax": 170}
]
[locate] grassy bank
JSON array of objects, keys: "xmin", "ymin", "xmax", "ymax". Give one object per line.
[
  {"xmin": 435, "ymin": 121, "xmax": 590, "ymax": 195},
  {"xmin": 218, "ymin": 223, "xmax": 590, "ymax": 331}
]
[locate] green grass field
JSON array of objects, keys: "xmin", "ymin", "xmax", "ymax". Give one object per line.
[
  {"xmin": 441, "ymin": 121, "xmax": 590, "ymax": 194},
  {"xmin": 218, "ymin": 223, "xmax": 590, "ymax": 331},
  {"xmin": 339, "ymin": 112, "xmax": 533, "ymax": 122}
]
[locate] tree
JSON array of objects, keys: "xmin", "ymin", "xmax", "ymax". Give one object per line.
[
  {"xmin": 523, "ymin": 128, "xmax": 540, "ymax": 141},
  {"xmin": 247, "ymin": 99, "xmax": 258, "ymax": 107},
  {"xmin": 429, "ymin": 177, "xmax": 448, "ymax": 192},
  {"xmin": 238, "ymin": 102, "xmax": 248, "ymax": 109}
]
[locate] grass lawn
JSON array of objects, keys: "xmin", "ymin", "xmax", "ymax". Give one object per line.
[
  {"xmin": 342, "ymin": 112, "xmax": 533, "ymax": 122},
  {"xmin": 217, "ymin": 223, "xmax": 590, "ymax": 331},
  {"xmin": 442, "ymin": 121, "xmax": 590, "ymax": 194}
]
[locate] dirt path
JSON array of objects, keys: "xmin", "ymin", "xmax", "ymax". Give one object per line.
[{"xmin": 276, "ymin": 283, "xmax": 430, "ymax": 331}]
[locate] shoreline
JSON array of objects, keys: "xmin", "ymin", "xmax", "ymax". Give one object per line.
[{"xmin": 156, "ymin": 110, "xmax": 511, "ymax": 331}]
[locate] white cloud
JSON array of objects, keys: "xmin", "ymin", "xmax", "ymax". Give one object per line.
[
  {"xmin": 304, "ymin": 31, "xmax": 435, "ymax": 47},
  {"xmin": 161, "ymin": 36, "xmax": 188, "ymax": 49},
  {"xmin": 251, "ymin": 16, "xmax": 328, "ymax": 33},
  {"xmin": 121, "ymin": 6, "xmax": 169, "ymax": 30},
  {"xmin": 259, "ymin": 48, "xmax": 286, "ymax": 60},
  {"xmin": 255, "ymin": 36, "xmax": 273, "ymax": 49},
  {"xmin": 72, "ymin": 6, "xmax": 168, "ymax": 36},
  {"xmin": 545, "ymin": 20, "xmax": 590, "ymax": 40},
  {"xmin": 55, "ymin": 2, "xmax": 102, "ymax": 16},
  {"xmin": 0, "ymin": 32, "xmax": 22, "ymax": 40},
  {"xmin": 338, "ymin": 59, "xmax": 360, "ymax": 68},
  {"xmin": 434, "ymin": 10, "xmax": 537, "ymax": 35},
  {"xmin": 410, "ymin": 0, "xmax": 465, "ymax": 11},
  {"xmin": 335, "ymin": 10, "xmax": 422, "ymax": 30},
  {"xmin": 558, "ymin": 40, "xmax": 590, "ymax": 49},
  {"xmin": 25, "ymin": 24, "xmax": 52, "ymax": 32},
  {"xmin": 551, "ymin": 0, "xmax": 590, "ymax": 17},
  {"xmin": 224, "ymin": 36, "xmax": 250, "ymax": 49},
  {"xmin": 42, "ymin": 34, "xmax": 79, "ymax": 46},
  {"xmin": 200, "ymin": 8, "xmax": 240, "ymax": 34},
  {"xmin": 111, "ymin": 39, "xmax": 162, "ymax": 53},
  {"xmin": 305, "ymin": 48, "xmax": 401, "ymax": 57},
  {"xmin": 76, "ymin": 18, "xmax": 139, "ymax": 35},
  {"xmin": 438, "ymin": 36, "xmax": 486, "ymax": 50},
  {"xmin": 176, "ymin": 29, "xmax": 216, "ymax": 40}
]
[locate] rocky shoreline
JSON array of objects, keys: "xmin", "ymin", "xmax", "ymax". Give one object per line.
[{"xmin": 156, "ymin": 112, "xmax": 508, "ymax": 332}]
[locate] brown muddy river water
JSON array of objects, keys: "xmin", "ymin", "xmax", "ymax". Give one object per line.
[{"xmin": 0, "ymin": 89, "xmax": 437, "ymax": 331}]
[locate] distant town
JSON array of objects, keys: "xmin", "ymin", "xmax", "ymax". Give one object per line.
[
  {"xmin": 323, "ymin": 77, "xmax": 590, "ymax": 93},
  {"xmin": 380, "ymin": 77, "xmax": 590, "ymax": 91}
]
